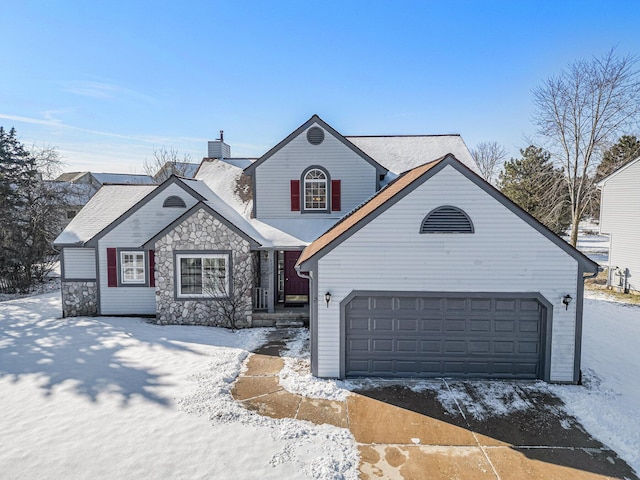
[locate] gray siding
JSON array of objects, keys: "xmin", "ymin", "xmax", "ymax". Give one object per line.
[
  {"xmin": 253, "ymin": 122, "xmax": 378, "ymax": 220},
  {"xmin": 600, "ymin": 159, "xmax": 640, "ymax": 292},
  {"xmin": 314, "ymin": 165, "xmax": 580, "ymax": 383},
  {"xmin": 98, "ymin": 183, "xmax": 199, "ymax": 315},
  {"xmin": 62, "ymin": 248, "xmax": 96, "ymax": 280}
]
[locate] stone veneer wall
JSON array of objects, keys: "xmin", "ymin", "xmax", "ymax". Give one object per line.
[
  {"xmin": 154, "ymin": 208, "xmax": 254, "ymax": 327},
  {"xmin": 62, "ymin": 281, "xmax": 97, "ymax": 317}
]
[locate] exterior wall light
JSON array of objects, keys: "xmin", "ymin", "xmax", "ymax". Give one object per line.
[
  {"xmin": 562, "ymin": 294, "xmax": 573, "ymax": 310},
  {"xmin": 325, "ymin": 291, "xmax": 331, "ymax": 308}
]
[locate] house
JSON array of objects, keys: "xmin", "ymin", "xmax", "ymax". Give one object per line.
[
  {"xmin": 54, "ymin": 171, "xmax": 156, "ymax": 221},
  {"xmin": 597, "ymin": 156, "xmax": 640, "ymax": 293},
  {"xmin": 296, "ymin": 155, "xmax": 598, "ymax": 384},
  {"xmin": 54, "ymin": 114, "xmax": 596, "ymax": 383}
]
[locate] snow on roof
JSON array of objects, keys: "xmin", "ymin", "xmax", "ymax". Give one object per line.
[
  {"xmin": 248, "ymin": 218, "xmax": 339, "ymax": 247},
  {"xmin": 92, "ymin": 173, "xmax": 155, "ymax": 185},
  {"xmin": 346, "ymin": 135, "xmax": 479, "ymax": 175},
  {"xmin": 194, "ymin": 159, "xmax": 252, "ymax": 216},
  {"xmin": 54, "ymin": 185, "xmax": 157, "ymax": 245}
]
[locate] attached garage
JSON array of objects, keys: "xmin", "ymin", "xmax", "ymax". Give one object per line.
[
  {"xmin": 296, "ymin": 155, "xmax": 599, "ymax": 384},
  {"xmin": 342, "ymin": 292, "xmax": 550, "ymax": 380}
]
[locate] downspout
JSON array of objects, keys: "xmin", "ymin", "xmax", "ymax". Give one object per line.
[{"xmin": 295, "ymin": 266, "xmax": 317, "ymax": 375}]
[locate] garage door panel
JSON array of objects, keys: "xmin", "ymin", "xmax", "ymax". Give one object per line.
[
  {"xmin": 348, "ymin": 317, "xmax": 370, "ymax": 331},
  {"xmin": 372, "ymin": 317, "xmax": 393, "ymax": 331},
  {"xmin": 397, "ymin": 339, "xmax": 418, "ymax": 353},
  {"xmin": 398, "ymin": 319, "xmax": 418, "ymax": 331},
  {"xmin": 345, "ymin": 294, "xmax": 544, "ymax": 379},
  {"xmin": 421, "ymin": 319, "xmax": 443, "ymax": 332}
]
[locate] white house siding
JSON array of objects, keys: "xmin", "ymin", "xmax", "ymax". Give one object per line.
[
  {"xmin": 599, "ymin": 160, "xmax": 640, "ymax": 292},
  {"xmin": 254, "ymin": 123, "xmax": 378, "ymax": 219},
  {"xmin": 97, "ymin": 183, "xmax": 200, "ymax": 315},
  {"xmin": 62, "ymin": 248, "xmax": 96, "ymax": 280},
  {"xmin": 315, "ymin": 165, "xmax": 580, "ymax": 383}
]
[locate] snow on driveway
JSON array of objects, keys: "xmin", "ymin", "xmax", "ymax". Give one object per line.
[{"xmin": 0, "ymin": 292, "xmax": 357, "ymax": 480}]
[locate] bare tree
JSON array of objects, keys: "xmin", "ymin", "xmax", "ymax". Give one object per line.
[
  {"xmin": 203, "ymin": 253, "xmax": 257, "ymax": 330},
  {"xmin": 143, "ymin": 147, "xmax": 193, "ymax": 183},
  {"xmin": 470, "ymin": 141, "xmax": 508, "ymax": 185},
  {"xmin": 532, "ymin": 49, "xmax": 640, "ymax": 246}
]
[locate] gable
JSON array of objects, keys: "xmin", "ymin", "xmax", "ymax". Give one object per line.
[
  {"xmin": 81, "ymin": 176, "xmax": 208, "ymax": 247},
  {"xmin": 297, "ymin": 156, "xmax": 598, "ymax": 273},
  {"xmin": 244, "ymin": 114, "xmax": 387, "ymax": 177}
]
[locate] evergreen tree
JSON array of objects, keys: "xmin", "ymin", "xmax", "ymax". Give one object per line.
[
  {"xmin": 595, "ymin": 135, "xmax": 640, "ymax": 181},
  {"xmin": 0, "ymin": 127, "xmax": 65, "ymax": 292},
  {"xmin": 499, "ymin": 146, "xmax": 570, "ymax": 234}
]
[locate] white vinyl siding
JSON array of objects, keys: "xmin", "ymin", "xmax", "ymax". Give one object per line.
[
  {"xmin": 98, "ymin": 183, "xmax": 199, "ymax": 315},
  {"xmin": 599, "ymin": 159, "xmax": 640, "ymax": 292},
  {"xmin": 253, "ymin": 123, "xmax": 377, "ymax": 219},
  {"xmin": 315, "ymin": 165, "xmax": 580, "ymax": 383},
  {"xmin": 62, "ymin": 248, "xmax": 96, "ymax": 280}
]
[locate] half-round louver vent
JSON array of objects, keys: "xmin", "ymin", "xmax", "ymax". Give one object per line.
[
  {"xmin": 306, "ymin": 126, "xmax": 325, "ymax": 145},
  {"xmin": 163, "ymin": 195, "xmax": 186, "ymax": 208},
  {"xmin": 420, "ymin": 206, "xmax": 474, "ymax": 234}
]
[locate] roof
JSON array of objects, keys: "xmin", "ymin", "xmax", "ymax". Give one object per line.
[
  {"xmin": 54, "ymin": 171, "xmax": 155, "ymax": 185},
  {"xmin": 346, "ymin": 134, "xmax": 479, "ymax": 175},
  {"xmin": 297, "ymin": 154, "xmax": 599, "ymax": 273},
  {"xmin": 92, "ymin": 173, "xmax": 155, "ymax": 185},
  {"xmin": 596, "ymin": 156, "xmax": 640, "ymax": 187},
  {"xmin": 243, "ymin": 114, "xmax": 388, "ymax": 177},
  {"xmin": 54, "ymin": 184, "xmax": 157, "ymax": 246},
  {"xmin": 194, "ymin": 159, "xmax": 253, "ymax": 216}
]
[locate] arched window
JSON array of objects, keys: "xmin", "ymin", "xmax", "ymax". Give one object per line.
[
  {"xmin": 420, "ymin": 206, "xmax": 474, "ymax": 234},
  {"xmin": 163, "ymin": 195, "xmax": 186, "ymax": 208},
  {"xmin": 303, "ymin": 168, "xmax": 328, "ymax": 211}
]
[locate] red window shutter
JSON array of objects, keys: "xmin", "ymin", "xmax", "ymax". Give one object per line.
[
  {"xmin": 290, "ymin": 180, "xmax": 300, "ymax": 211},
  {"xmin": 331, "ymin": 179, "xmax": 341, "ymax": 211},
  {"xmin": 107, "ymin": 248, "xmax": 117, "ymax": 287},
  {"xmin": 148, "ymin": 250, "xmax": 155, "ymax": 287}
]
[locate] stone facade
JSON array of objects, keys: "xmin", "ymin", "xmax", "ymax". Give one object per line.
[
  {"xmin": 61, "ymin": 281, "xmax": 97, "ymax": 317},
  {"xmin": 154, "ymin": 208, "xmax": 254, "ymax": 327}
]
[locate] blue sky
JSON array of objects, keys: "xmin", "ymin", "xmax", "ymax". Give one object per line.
[{"xmin": 2, "ymin": 0, "xmax": 639, "ymax": 174}]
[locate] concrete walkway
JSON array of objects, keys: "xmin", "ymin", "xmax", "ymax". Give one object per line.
[{"xmin": 231, "ymin": 351, "xmax": 637, "ymax": 480}]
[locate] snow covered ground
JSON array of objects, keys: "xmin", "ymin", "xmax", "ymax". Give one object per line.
[
  {"xmin": 1, "ymin": 289, "xmax": 638, "ymax": 478},
  {"xmin": 0, "ymin": 293, "xmax": 357, "ymax": 480}
]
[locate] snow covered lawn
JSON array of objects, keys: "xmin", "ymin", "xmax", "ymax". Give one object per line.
[
  {"xmin": 0, "ymin": 292, "xmax": 357, "ymax": 479},
  {"xmin": 1, "ymin": 290, "xmax": 638, "ymax": 478},
  {"xmin": 551, "ymin": 291, "xmax": 640, "ymax": 474}
]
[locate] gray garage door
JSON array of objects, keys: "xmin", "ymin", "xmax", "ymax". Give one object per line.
[{"xmin": 345, "ymin": 294, "xmax": 545, "ymax": 379}]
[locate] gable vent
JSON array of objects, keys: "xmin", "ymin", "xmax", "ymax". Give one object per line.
[
  {"xmin": 306, "ymin": 126, "xmax": 325, "ymax": 145},
  {"xmin": 163, "ymin": 195, "xmax": 186, "ymax": 208},
  {"xmin": 420, "ymin": 206, "xmax": 474, "ymax": 234}
]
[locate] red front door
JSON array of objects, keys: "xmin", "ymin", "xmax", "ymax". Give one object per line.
[{"xmin": 283, "ymin": 251, "xmax": 309, "ymax": 303}]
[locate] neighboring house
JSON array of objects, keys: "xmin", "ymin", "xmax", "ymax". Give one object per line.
[
  {"xmin": 54, "ymin": 171, "xmax": 156, "ymax": 221},
  {"xmin": 54, "ymin": 114, "xmax": 596, "ymax": 383},
  {"xmin": 296, "ymin": 155, "xmax": 598, "ymax": 384},
  {"xmin": 597, "ymin": 156, "xmax": 640, "ymax": 293},
  {"xmin": 152, "ymin": 162, "xmax": 200, "ymax": 182}
]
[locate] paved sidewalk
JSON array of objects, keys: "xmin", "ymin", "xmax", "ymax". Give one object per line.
[{"xmin": 231, "ymin": 334, "xmax": 637, "ymax": 480}]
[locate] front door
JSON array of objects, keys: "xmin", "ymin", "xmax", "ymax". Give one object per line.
[{"xmin": 283, "ymin": 251, "xmax": 309, "ymax": 303}]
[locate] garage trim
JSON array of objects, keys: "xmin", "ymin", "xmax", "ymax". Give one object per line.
[{"xmin": 339, "ymin": 290, "xmax": 553, "ymax": 382}]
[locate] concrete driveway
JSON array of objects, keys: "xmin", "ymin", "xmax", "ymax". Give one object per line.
[{"xmin": 231, "ymin": 335, "xmax": 637, "ymax": 480}]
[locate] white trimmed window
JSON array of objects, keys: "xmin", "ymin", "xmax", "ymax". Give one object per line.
[
  {"xmin": 120, "ymin": 251, "xmax": 146, "ymax": 284},
  {"xmin": 304, "ymin": 168, "xmax": 327, "ymax": 210},
  {"xmin": 177, "ymin": 253, "xmax": 229, "ymax": 298}
]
